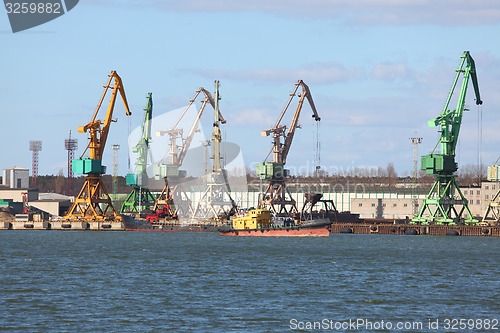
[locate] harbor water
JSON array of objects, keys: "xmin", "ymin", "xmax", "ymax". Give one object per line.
[{"xmin": 0, "ymin": 232, "xmax": 498, "ymax": 332}]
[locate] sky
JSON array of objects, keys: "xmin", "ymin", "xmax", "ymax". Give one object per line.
[{"xmin": 1, "ymin": 0, "xmax": 500, "ymax": 179}]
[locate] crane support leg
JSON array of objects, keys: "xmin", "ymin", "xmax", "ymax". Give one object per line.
[
  {"xmin": 121, "ymin": 187, "xmax": 156, "ymax": 214},
  {"xmin": 260, "ymin": 179, "xmax": 298, "ymax": 216},
  {"xmin": 64, "ymin": 175, "xmax": 121, "ymax": 221},
  {"xmin": 153, "ymin": 179, "xmax": 178, "ymax": 217},
  {"xmin": 482, "ymin": 188, "xmax": 500, "ymax": 225},
  {"xmin": 192, "ymin": 172, "xmax": 236, "ymax": 222},
  {"xmin": 412, "ymin": 176, "xmax": 477, "ymax": 225}
]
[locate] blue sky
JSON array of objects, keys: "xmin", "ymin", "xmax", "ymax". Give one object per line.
[{"xmin": 1, "ymin": 0, "xmax": 500, "ymax": 178}]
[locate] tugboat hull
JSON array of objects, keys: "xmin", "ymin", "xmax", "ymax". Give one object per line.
[{"xmin": 220, "ymin": 227, "xmax": 330, "ymax": 237}]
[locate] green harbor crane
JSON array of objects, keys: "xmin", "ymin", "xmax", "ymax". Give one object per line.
[
  {"xmin": 121, "ymin": 93, "xmax": 156, "ymax": 215},
  {"xmin": 412, "ymin": 51, "xmax": 482, "ymax": 225}
]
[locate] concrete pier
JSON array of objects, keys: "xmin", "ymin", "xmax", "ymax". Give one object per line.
[
  {"xmin": 50, "ymin": 221, "xmax": 89, "ymax": 230},
  {"xmin": 1, "ymin": 221, "xmax": 11, "ymax": 230},
  {"xmin": 11, "ymin": 221, "xmax": 49, "ymax": 230},
  {"xmin": 88, "ymin": 221, "xmax": 125, "ymax": 231},
  {"xmin": 0, "ymin": 219, "xmax": 124, "ymax": 231}
]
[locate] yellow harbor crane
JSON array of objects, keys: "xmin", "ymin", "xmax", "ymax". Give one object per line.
[{"xmin": 63, "ymin": 71, "xmax": 131, "ymax": 223}]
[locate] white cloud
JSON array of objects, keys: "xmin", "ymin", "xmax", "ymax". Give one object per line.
[
  {"xmin": 229, "ymin": 108, "xmax": 275, "ymax": 126},
  {"xmin": 185, "ymin": 62, "xmax": 362, "ymax": 85},
  {"xmin": 146, "ymin": 0, "xmax": 500, "ymax": 25},
  {"xmin": 372, "ymin": 63, "xmax": 414, "ymax": 81}
]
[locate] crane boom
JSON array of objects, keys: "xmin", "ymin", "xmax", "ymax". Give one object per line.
[
  {"xmin": 79, "ymin": 70, "xmax": 131, "ymax": 162},
  {"xmin": 281, "ymin": 80, "xmax": 320, "ymax": 164},
  {"xmin": 427, "ymin": 51, "xmax": 482, "ymax": 159},
  {"xmin": 262, "ymin": 80, "xmax": 320, "ymax": 165},
  {"xmin": 131, "ymin": 92, "xmax": 153, "ymax": 185},
  {"xmin": 157, "ymin": 87, "xmax": 226, "ymax": 171},
  {"xmin": 178, "ymin": 87, "xmax": 225, "ymax": 165}
]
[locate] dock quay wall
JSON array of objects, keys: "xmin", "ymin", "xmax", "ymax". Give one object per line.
[
  {"xmin": 2, "ymin": 219, "xmax": 500, "ymax": 237},
  {"xmin": 4, "ymin": 220, "xmax": 125, "ymax": 231},
  {"xmin": 330, "ymin": 223, "xmax": 500, "ymax": 237}
]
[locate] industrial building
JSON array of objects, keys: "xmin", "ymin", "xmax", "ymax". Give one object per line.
[
  {"xmin": 0, "ymin": 167, "xmax": 71, "ymax": 219},
  {"xmin": 2, "ymin": 166, "xmax": 29, "ymax": 189}
]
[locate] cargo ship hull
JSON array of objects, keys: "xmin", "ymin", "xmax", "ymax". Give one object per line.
[
  {"xmin": 122, "ymin": 214, "xmax": 220, "ymax": 232},
  {"xmin": 126, "ymin": 225, "xmax": 219, "ymax": 232}
]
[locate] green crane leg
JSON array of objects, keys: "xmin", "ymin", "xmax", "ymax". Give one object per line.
[
  {"xmin": 120, "ymin": 187, "xmax": 157, "ymax": 214},
  {"xmin": 412, "ymin": 176, "xmax": 477, "ymax": 225}
]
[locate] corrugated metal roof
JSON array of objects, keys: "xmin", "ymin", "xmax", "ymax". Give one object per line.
[{"xmin": 38, "ymin": 193, "xmax": 71, "ymax": 201}]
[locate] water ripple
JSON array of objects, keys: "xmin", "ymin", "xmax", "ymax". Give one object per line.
[{"xmin": 0, "ymin": 232, "xmax": 498, "ymax": 332}]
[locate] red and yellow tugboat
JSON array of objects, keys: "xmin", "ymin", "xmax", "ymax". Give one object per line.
[{"xmin": 219, "ymin": 208, "xmax": 331, "ymax": 237}]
